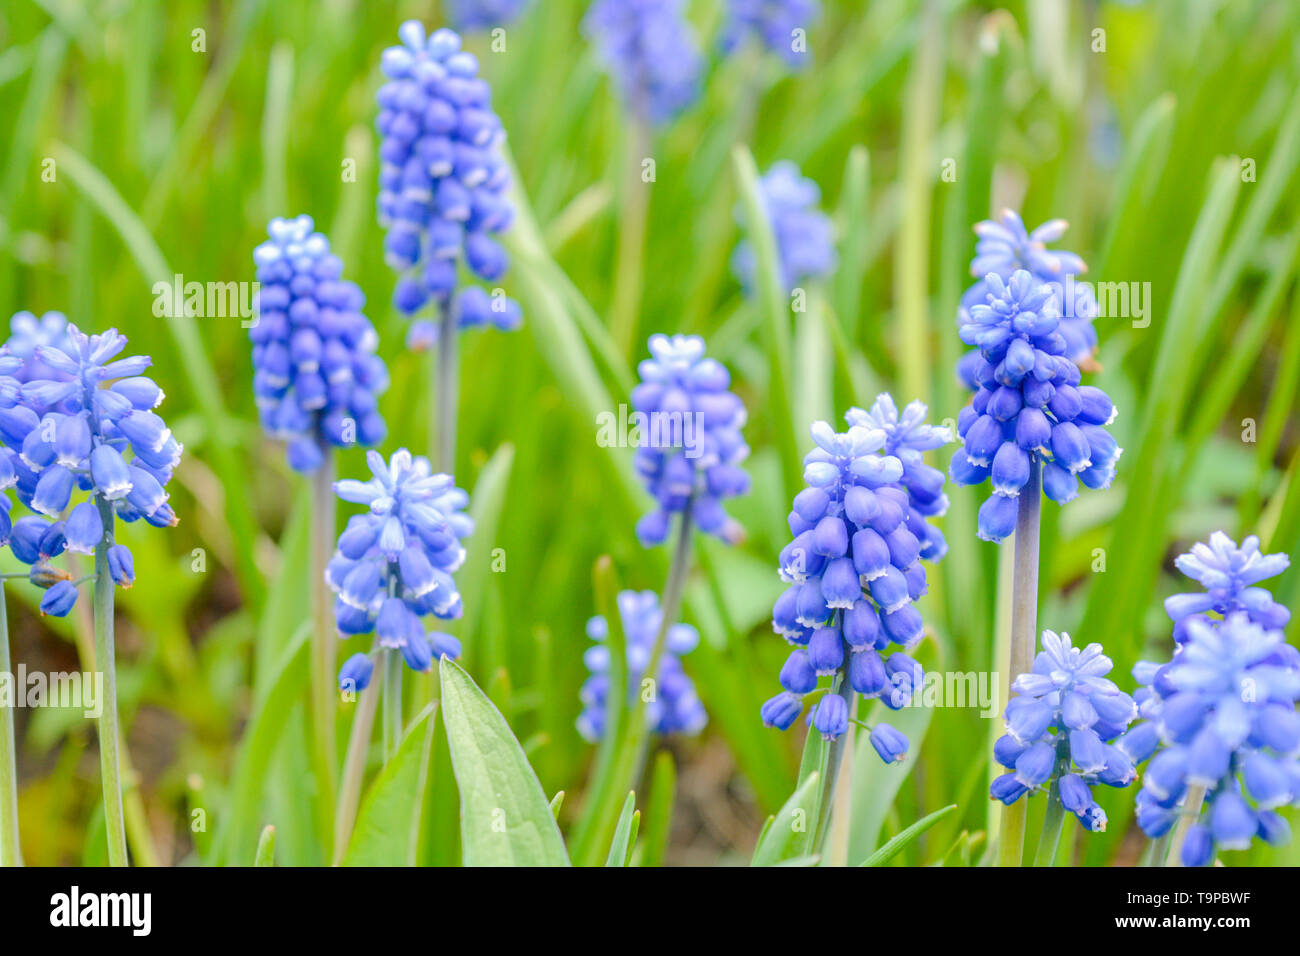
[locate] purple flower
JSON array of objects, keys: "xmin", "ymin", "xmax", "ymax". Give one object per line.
[
  {"xmin": 733, "ymin": 161, "xmax": 836, "ymax": 295},
  {"xmin": 720, "ymin": 0, "xmax": 820, "ymax": 69},
  {"xmin": 1164, "ymin": 531, "xmax": 1290, "ymax": 642},
  {"xmin": 448, "ymin": 0, "xmax": 531, "ymax": 31},
  {"xmin": 584, "ymin": 0, "xmax": 703, "ymax": 126}
]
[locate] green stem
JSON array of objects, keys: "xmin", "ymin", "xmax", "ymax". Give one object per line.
[
  {"xmin": 93, "ymin": 498, "xmax": 128, "ymax": 867},
  {"xmin": 998, "ymin": 461, "xmax": 1041, "ymax": 867},
  {"xmin": 1165, "ymin": 784, "xmax": 1206, "ymax": 867},
  {"xmin": 610, "ymin": 116, "xmax": 651, "ymax": 357},
  {"xmin": 0, "ymin": 584, "xmax": 21, "ymax": 866},
  {"xmin": 332, "ymin": 679, "xmax": 379, "ymax": 865},
  {"xmin": 435, "ymin": 300, "xmax": 458, "ymax": 475},
  {"xmin": 310, "ymin": 452, "xmax": 338, "ymax": 796},
  {"xmin": 382, "ymin": 648, "xmax": 403, "ymax": 764},
  {"xmin": 816, "ymin": 676, "xmax": 857, "ymax": 861},
  {"xmin": 1033, "ymin": 776, "xmax": 1067, "ymax": 867}
]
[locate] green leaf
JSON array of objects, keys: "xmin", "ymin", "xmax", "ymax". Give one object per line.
[
  {"xmin": 750, "ymin": 771, "xmax": 821, "ymax": 867},
  {"xmin": 638, "ymin": 751, "xmax": 676, "ymax": 868},
  {"xmin": 604, "ymin": 791, "xmax": 638, "ymax": 867},
  {"xmin": 847, "ymin": 702, "xmax": 933, "ymax": 864},
  {"xmin": 342, "ymin": 704, "xmax": 438, "ymax": 867},
  {"xmin": 549, "ymin": 791, "xmax": 565, "ymax": 819},
  {"xmin": 254, "ymin": 825, "xmax": 276, "ymax": 867},
  {"xmin": 440, "ymin": 658, "xmax": 569, "ymax": 866},
  {"xmin": 859, "ymin": 804, "xmax": 957, "ymax": 866},
  {"xmin": 456, "ymin": 443, "xmax": 516, "ymax": 652}
]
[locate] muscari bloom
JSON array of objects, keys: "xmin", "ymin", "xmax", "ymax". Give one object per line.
[
  {"xmin": 950, "ymin": 269, "xmax": 1121, "ymax": 542},
  {"xmin": 733, "ymin": 161, "xmax": 836, "ymax": 295},
  {"xmin": 720, "ymin": 0, "xmax": 820, "ymax": 69},
  {"xmin": 583, "ymin": 0, "xmax": 704, "ymax": 127},
  {"xmin": 957, "ymin": 210, "xmax": 1098, "ymax": 390},
  {"xmin": 990, "ymin": 631, "xmax": 1140, "ymax": 832},
  {"xmin": 761, "ymin": 403, "xmax": 947, "ymax": 760},
  {"xmin": 448, "ymin": 0, "xmax": 532, "ymax": 31},
  {"xmin": 845, "ymin": 394, "xmax": 951, "ymax": 562},
  {"xmin": 377, "ymin": 22, "xmax": 521, "ymax": 347},
  {"xmin": 251, "ymin": 215, "xmax": 389, "ymax": 473},
  {"xmin": 631, "ymin": 334, "xmax": 750, "ymax": 548},
  {"xmin": 577, "ymin": 589, "xmax": 706, "ymax": 741},
  {"xmin": 1131, "ymin": 613, "xmax": 1300, "ymax": 865},
  {"xmin": 1, "ymin": 324, "xmax": 179, "ymax": 616},
  {"xmin": 6, "ymin": 311, "xmax": 73, "ymax": 382},
  {"xmin": 326, "ymin": 449, "xmax": 472, "ymax": 685},
  {"xmin": 1163, "ymin": 531, "xmax": 1290, "ymax": 643}
]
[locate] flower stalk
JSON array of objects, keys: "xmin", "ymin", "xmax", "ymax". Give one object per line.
[
  {"xmin": 310, "ymin": 450, "xmax": 338, "ymax": 793},
  {"xmin": 332, "ymin": 679, "xmax": 379, "ymax": 865},
  {"xmin": 0, "ymin": 584, "xmax": 21, "ymax": 866},
  {"xmin": 93, "ymin": 497, "xmax": 128, "ymax": 867},
  {"xmin": 435, "ymin": 301, "xmax": 459, "ymax": 475},
  {"xmin": 382, "ymin": 648, "xmax": 403, "ymax": 764}
]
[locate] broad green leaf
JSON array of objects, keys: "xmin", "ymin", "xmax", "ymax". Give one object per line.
[
  {"xmin": 860, "ymin": 804, "xmax": 957, "ymax": 867},
  {"xmin": 750, "ymin": 771, "xmax": 820, "ymax": 867},
  {"xmin": 440, "ymin": 658, "xmax": 569, "ymax": 866},
  {"xmin": 604, "ymin": 791, "xmax": 638, "ymax": 867},
  {"xmin": 343, "ymin": 704, "xmax": 438, "ymax": 867}
]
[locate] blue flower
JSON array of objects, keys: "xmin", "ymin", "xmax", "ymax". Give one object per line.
[
  {"xmin": 632, "ymin": 335, "xmax": 750, "ymax": 547},
  {"xmin": 956, "ymin": 210, "xmax": 1098, "ymax": 389},
  {"xmin": 761, "ymin": 405, "xmax": 947, "ymax": 759},
  {"xmin": 950, "ymin": 269, "xmax": 1122, "ymax": 542},
  {"xmin": 845, "ymin": 394, "xmax": 952, "ymax": 561},
  {"xmin": 733, "ymin": 161, "xmax": 836, "ymax": 295},
  {"xmin": 377, "ymin": 22, "xmax": 521, "ymax": 343},
  {"xmin": 1164, "ymin": 531, "xmax": 1290, "ymax": 642},
  {"xmin": 720, "ymin": 0, "xmax": 820, "ymax": 69},
  {"xmin": 6, "ymin": 311, "xmax": 73, "ymax": 382},
  {"xmin": 583, "ymin": 0, "xmax": 704, "ymax": 126},
  {"xmin": 578, "ymin": 589, "xmax": 706, "ymax": 741},
  {"xmin": 338, "ymin": 652, "xmax": 375, "ymax": 693},
  {"xmin": 251, "ymin": 215, "xmax": 389, "ymax": 473},
  {"xmin": 990, "ymin": 631, "xmax": 1138, "ymax": 832},
  {"xmin": 326, "ymin": 449, "xmax": 473, "ymax": 681},
  {"xmin": 447, "ymin": 0, "xmax": 531, "ymax": 31},
  {"xmin": 1131, "ymin": 612, "xmax": 1300, "ymax": 865}
]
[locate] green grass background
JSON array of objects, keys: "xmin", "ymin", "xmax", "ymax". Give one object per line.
[{"xmin": 1, "ymin": 0, "xmax": 1298, "ymax": 865}]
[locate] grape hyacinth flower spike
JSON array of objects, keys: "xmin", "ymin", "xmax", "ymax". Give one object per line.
[
  {"xmin": 1131, "ymin": 613, "xmax": 1300, "ymax": 866},
  {"xmin": 720, "ymin": 0, "xmax": 821, "ymax": 70},
  {"xmin": 956, "ymin": 210, "xmax": 1099, "ymax": 390},
  {"xmin": 6, "ymin": 322, "xmax": 182, "ymax": 867},
  {"xmin": 251, "ymin": 215, "xmax": 388, "ymax": 473},
  {"xmin": 733, "ymin": 160, "xmax": 836, "ymax": 295},
  {"xmin": 761, "ymin": 403, "xmax": 948, "ymax": 774},
  {"xmin": 326, "ymin": 449, "xmax": 472, "ymax": 762},
  {"xmin": 1163, "ymin": 531, "xmax": 1290, "ymax": 642},
  {"xmin": 578, "ymin": 590, "xmax": 706, "ymax": 742},
  {"xmin": 447, "ymin": 0, "xmax": 532, "ymax": 32},
  {"xmin": 6, "ymin": 310, "xmax": 73, "ymax": 382},
  {"xmin": 990, "ymin": 631, "xmax": 1139, "ymax": 863}
]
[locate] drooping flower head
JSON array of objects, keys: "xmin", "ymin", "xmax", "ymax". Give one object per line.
[
  {"xmin": 326, "ymin": 449, "xmax": 473, "ymax": 687},
  {"xmin": 956, "ymin": 210, "xmax": 1098, "ymax": 389},
  {"xmin": 733, "ymin": 161, "xmax": 836, "ymax": 295},
  {"xmin": 1131, "ymin": 613, "xmax": 1300, "ymax": 865},
  {"xmin": 6, "ymin": 311, "xmax": 73, "ymax": 382},
  {"xmin": 950, "ymin": 269, "xmax": 1122, "ymax": 542},
  {"xmin": 845, "ymin": 394, "xmax": 951, "ymax": 561},
  {"xmin": 1164, "ymin": 531, "xmax": 1290, "ymax": 642},
  {"xmin": 990, "ymin": 631, "xmax": 1140, "ymax": 832},
  {"xmin": 377, "ymin": 22, "xmax": 521, "ymax": 346},
  {"xmin": 631, "ymin": 334, "xmax": 750, "ymax": 547},
  {"xmin": 578, "ymin": 589, "xmax": 706, "ymax": 741},
  {"xmin": 251, "ymin": 215, "xmax": 388, "ymax": 473},
  {"xmin": 1, "ymin": 324, "xmax": 179, "ymax": 616},
  {"xmin": 720, "ymin": 0, "xmax": 820, "ymax": 69},
  {"xmin": 761, "ymin": 405, "xmax": 947, "ymax": 762},
  {"xmin": 583, "ymin": 0, "xmax": 704, "ymax": 127},
  {"xmin": 448, "ymin": 0, "xmax": 532, "ymax": 31}
]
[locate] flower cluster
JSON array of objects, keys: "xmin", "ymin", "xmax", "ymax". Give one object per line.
[
  {"xmin": 720, "ymin": 0, "xmax": 820, "ymax": 69},
  {"xmin": 1132, "ymin": 613, "xmax": 1300, "ymax": 865},
  {"xmin": 631, "ymin": 334, "xmax": 750, "ymax": 547},
  {"xmin": 950, "ymin": 269, "xmax": 1122, "ymax": 542},
  {"xmin": 956, "ymin": 210, "xmax": 1098, "ymax": 390},
  {"xmin": 1163, "ymin": 531, "xmax": 1290, "ymax": 642},
  {"xmin": 761, "ymin": 403, "xmax": 947, "ymax": 761},
  {"xmin": 251, "ymin": 216, "xmax": 388, "ymax": 473},
  {"xmin": 327, "ymin": 450, "xmax": 473, "ymax": 690},
  {"xmin": 447, "ymin": 0, "xmax": 531, "ymax": 31},
  {"xmin": 7, "ymin": 311, "xmax": 72, "ymax": 382},
  {"xmin": 583, "ymin": 0, "xmax": 704, "ymax": 127},
  {"xmin": 1, "ymin": 324, "xmax": 179, "ymax": 616},
  {"xmin": 577, "ymin": 590, "xmax": 706, "ymax": 742},
  {"xmin": 376, "ymin": 22, "xmax": 521, "ymax": 346},
  {"xmin": 733, "ymin": 161, "xmax": 836, "ymax": 295},
  {"xmin": 990, "ymin": 631, "xmax": 1141, "ymax": 832},
  {"xmin": 845, "ymin": 394, "xmax": 951, "ymax": 562}
]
